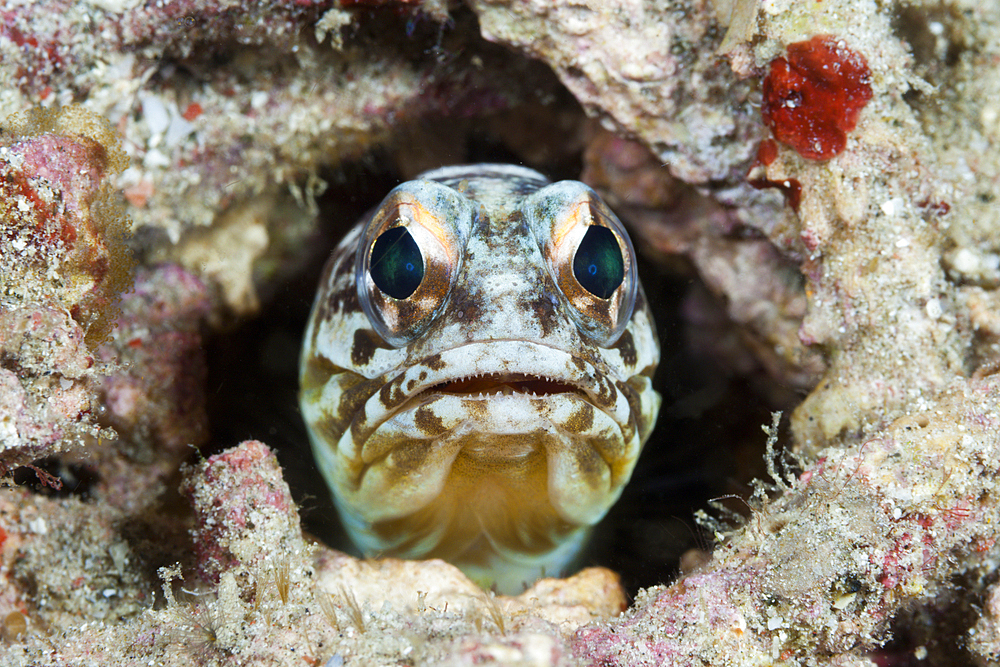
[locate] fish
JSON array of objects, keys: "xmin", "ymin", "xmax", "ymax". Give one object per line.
[{"xmin": 299, "ymin": 164, "xmax": 660, "ymax": 592}]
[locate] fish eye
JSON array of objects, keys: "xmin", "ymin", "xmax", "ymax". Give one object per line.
[
  {"xmin": 523, "ymin": 181, "xmax": 637, "ymax": 346},
  {"xmin": 356, "ymin": 180, "xmax": 474, "ymax": 347},
  {"xmin": 370, "ymin": 226, "xmax": 424, "ymax": 299},
  {"xmin": 573, "ymin": 225, "xmax": 624, "ymax": 299}
]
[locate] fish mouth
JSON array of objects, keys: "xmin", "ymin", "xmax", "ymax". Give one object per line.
[
  {"xmin": 420, "ymin": 372, "xmax": 581, "ymax": 399},
  {"xmin": 345, "ymin": 339, "xmax": 636, "ymax": 477},
  {"xmin": 363, "ymin": 339, "xmax": 632, "ymax": 428}
]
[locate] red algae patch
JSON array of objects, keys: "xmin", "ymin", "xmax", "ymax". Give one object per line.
[
  {"xmin": 761, "ymin": 35, "xmax": 873, "ymax": 161},
  {"xmin": 747, "ymin": 138, "xmax": 803, "ymax": 211}
]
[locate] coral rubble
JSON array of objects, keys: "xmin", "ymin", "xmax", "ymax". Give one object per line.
[{"xmin": 575, "ymin": 378, "xmax": 1000, "ymax": 664}]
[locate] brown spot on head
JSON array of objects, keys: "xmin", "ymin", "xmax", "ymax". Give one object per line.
[
  {"xmin": 633, "ymin": 287, "xmax": 646, "ymax": 314},
  {"xmin": 623, "ymin": 377, "xmax": 650, "ymax": 438},
  {"xmin": 506, "ymin": 209, "xmax": 525, "ymax": 228},
  {"xmin": 349, "ymin": 419, "xmax": 366, "ymax": 451},
  {"xmin": 414, "ymin": 405, "xmax": 447, "ymax": 436},
  {"xmin": 316, "ymin": 372, "xmax": 383, "ymax": 444},
  {"xmin": 572, "ymin": 442, "xmax": 604, "ymax": 480},
  {"xmin": 448, "ymin": 286, "xmax": 483, "ymax": 323},
  {"xmin": 529, "ymin": 289, "xmax": 560, "ymax": 337},
  {"xmin": 352, "ymin": 328, "xmax": 387, "ymax": 367},
  {"xmin": 473, "ymin": 207, "xmax": 491, "ymax": 236},
  {"xmin": 611, "ymin": 328, "xmax": 637, "ymax": 367},
  {"xmin": 590, "ymin": 375, "xmax": 616, "ymax": 409},
  {"xmin": 423, "ymin": 354, "xmax": 446, "ymax": 371},
  {"xmin": 387, "ymin": 440, "xmax": 431, "ymax": 476},
  {"xmin": 337, "ymin": 286, "xmax": 363, "ymax": 316},
  {"xmin": 614, "ymin": 379, "xmax": 630, "ymax": 401},
  {"xmin": 313, "ymin": 253, "xmax": 361, "ymax": 324}
]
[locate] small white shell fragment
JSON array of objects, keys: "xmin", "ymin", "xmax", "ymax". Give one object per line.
[
  {"xmin": 140, "ymin": 94, "xmax": 170, "ymax": 135},
  {"xmin": 833, "ymin": 593, "xmax": 857, "ymax": 610},
  {"xmin": 925, "ymin": 299, "xmax": 942, "ymax": 320},
  {"xmin": 880, "ymin": 197, "xmax": 904, "ymax": 216}
]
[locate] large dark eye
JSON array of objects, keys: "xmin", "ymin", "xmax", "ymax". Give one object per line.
[
  {"xmin": 370, "ymin": 226, "xmax": 424, "ymax": 299},
  {"xmin": 573, "ymin": 226, "xmax": 624, "ymax": 299},
  {"xmin": 356, "ymin": 180, "xmax": 474, "ymax": 347},
  {"xmin": 523, "ymin": 181, "xmax": 637, "ymax": 345}
]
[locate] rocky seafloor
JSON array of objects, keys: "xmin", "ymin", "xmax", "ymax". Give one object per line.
[{"xmin": 2, "ymin": 0, "xmax": 1000, "ymax": 665}]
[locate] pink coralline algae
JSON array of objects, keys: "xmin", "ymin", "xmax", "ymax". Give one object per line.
[
  {"xmin": 761, "ymin": 36, "xmax": 874, "ymax": 161},
  {"xmin": 0, "ymin": 309, "xmax": 94, "ymax": 459},
  {"xmin": 154, "ymin": 439, "xmax": 623, "ymax": 666},
  {"xmin": 182, "ymin": 440, "xmax": 300, "ymax": 583},
  {"xmin": 96, "ymin": 265, "xmax": 210, "ymax": 459},
  {"xmin": 0, "ymin": 105, "xmax": 133, "ymax": 347},
  {"xmin": 0, "ymin": 10, "xmax": 67, "ymax": 95}
]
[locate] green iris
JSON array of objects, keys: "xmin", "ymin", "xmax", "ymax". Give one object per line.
[
  {"xmin": 573, "ymin": 226, "xmax": 624, "ymax": 299},
  {"xmin": 370, "ymin": 226, "xmax": 424, "ymax": 299}
]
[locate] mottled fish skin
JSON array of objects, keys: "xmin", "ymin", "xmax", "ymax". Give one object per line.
[{"xmin": 300, "ymin": 164, "xmax": 660, "ymax": 592}]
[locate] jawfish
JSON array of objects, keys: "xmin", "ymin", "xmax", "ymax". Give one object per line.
[{"xmin": 300, "ymin": 164, "xmax": 660, "ymax": 592}]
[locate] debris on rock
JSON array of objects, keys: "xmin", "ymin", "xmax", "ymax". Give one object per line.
[
  {"xmin": 574, "ymin": 377, "xmax": 1000, "ymax": 665},
  {"xmin": 1, "ymin": 440, "xmax": 626, "ymax": 666}
]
